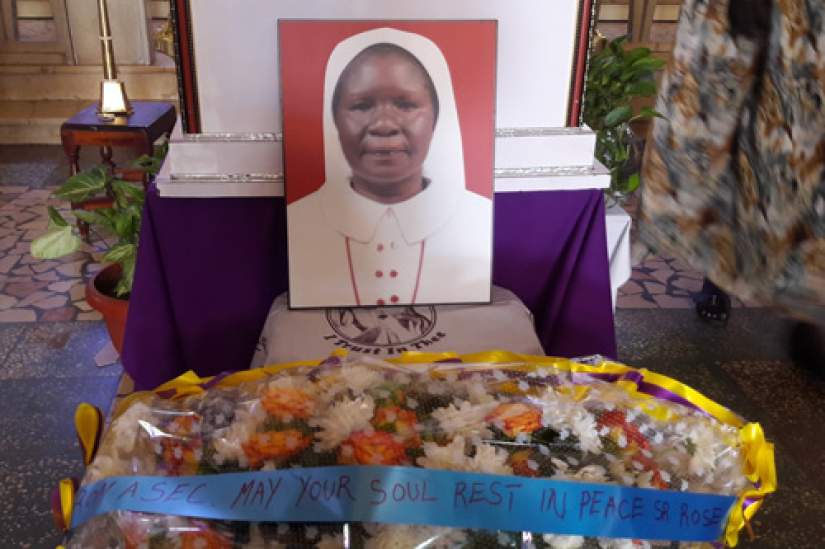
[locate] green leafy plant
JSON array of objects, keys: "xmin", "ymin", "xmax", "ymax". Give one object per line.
[
  {"xmin": 30, "ymin": 142, "xmax": 167, "ymax": 298},
  {"xmin": 583, "ymin": 36, "xmax": 665, "ymax": 198}
]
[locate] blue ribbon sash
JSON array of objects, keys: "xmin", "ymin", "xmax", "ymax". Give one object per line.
[{"xmin": 72, "ymin": 466, "xmax": 735, "ymax": 542}]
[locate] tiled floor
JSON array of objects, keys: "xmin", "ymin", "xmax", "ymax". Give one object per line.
[
  {"xmin": 0, "ymin": 146, "xmax": 125, "ymax": 327},
  {"xmin": 1, "ymin": 145, "xmax": 824, "ymax": 548},
  {"xmin": 617, "ymin": 256, "xmax": 757, "ymax": 309}
]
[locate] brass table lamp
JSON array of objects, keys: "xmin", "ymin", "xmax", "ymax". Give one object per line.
[{"xmin": 96, "ymin": 0, "xmax": 132, "ymax": 119}]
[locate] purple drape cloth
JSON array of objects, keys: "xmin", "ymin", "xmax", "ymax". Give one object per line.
[{"xmin": 123, "ymin": 187, "xmax": 615, "ymax": 390}]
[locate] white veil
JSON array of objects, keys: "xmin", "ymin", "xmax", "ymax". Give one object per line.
[{"xmin": 318, "ymin": 27, "xmax": 466, "ymax": 244}]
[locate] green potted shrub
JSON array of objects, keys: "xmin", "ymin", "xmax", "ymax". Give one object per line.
[
  {"xmin": 30, "ymin": 143, "xmax": 166, "ymax": 352},
  {"xmin": 583, "ymin": 35, "xmax": 665, "ymax": 204}
]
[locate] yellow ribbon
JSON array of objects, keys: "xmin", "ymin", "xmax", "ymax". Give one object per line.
[
  {"xmin": 724, "ymin": 423, "xmax": 777, "ymax": 546},
  {"xmin": 58, "ymin": 477, "xmax": 75, "ymax": 531},
  {"xmin": 74, "ymin": 403, "xmax": 103, "ymax": 466}
]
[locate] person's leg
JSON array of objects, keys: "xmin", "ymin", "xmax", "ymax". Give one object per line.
[{"xmin": 695, "ymin": 278, "xmax": 731, "ymax": 322}]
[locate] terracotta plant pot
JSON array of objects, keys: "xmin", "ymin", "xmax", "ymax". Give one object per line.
[{"xmin": 85, "ymin": 263, "xmax": 129, "ymax": 354}]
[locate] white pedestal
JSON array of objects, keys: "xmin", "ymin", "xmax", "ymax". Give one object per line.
[{"xmin": 606, "ymin": 204, "xmax": 633, "ymax": 311}]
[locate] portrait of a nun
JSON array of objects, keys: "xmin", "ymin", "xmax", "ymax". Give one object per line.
[{"xmin": 287, "ymin": 27, "xmax": 493, "ymax": 308}]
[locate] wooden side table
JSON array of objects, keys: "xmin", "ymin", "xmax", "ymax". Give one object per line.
[
  {"xmin": 60, "ymin": 101, "xmax": 177, "ymax": 176},
  {"xmin": 59, "ymin": 101, "xmax": 177, "ymax": 237}
]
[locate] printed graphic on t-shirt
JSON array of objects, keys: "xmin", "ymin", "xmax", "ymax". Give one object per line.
[{"xmin": 325, "ymin": 306, "xmax": 438, "ymax": 347}]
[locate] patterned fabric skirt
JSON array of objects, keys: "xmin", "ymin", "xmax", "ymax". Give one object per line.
[{"xmin": 638, "ymin": 0, "xmax": 825, "ymax": 324}]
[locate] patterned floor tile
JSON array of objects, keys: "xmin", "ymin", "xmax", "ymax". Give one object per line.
[
  {"xmin": 0, "ymin": 190, "xmax": 107, "ymax": 322},
  {"xmin": 0, "ymin": 322, "xmax": 122, "ymax": 380}
]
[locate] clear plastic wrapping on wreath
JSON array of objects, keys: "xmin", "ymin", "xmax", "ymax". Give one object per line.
[{"xmin": 68, "ymin": 355, "xmax": 755, "ymax": 549}]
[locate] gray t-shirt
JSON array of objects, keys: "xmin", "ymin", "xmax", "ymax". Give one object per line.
[{"xmin": 251, "ymin": 286, "xmax": 544, "ymax": 366}]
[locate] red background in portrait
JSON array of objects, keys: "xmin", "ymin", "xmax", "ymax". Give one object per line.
[{"xmin": 279, "ymin": 20, "xmax": 497, "ymax": 204}]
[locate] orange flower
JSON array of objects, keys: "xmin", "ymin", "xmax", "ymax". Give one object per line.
[
  {"xmin": 167, "ymin": 414, "xmax": 199, "ymax": 434},
  {"xmin": 160, "ymin": 440, "xmax": 201, "ymax": 476},
  {"xmin": 486, "ymin": 402, "xmax": 542, "ymax": 438},
  {"xmin": 262, "ymin": 387, "xmax": 315, "ymax": 421},
  {"xmin": 340, "ymin": 431, "xmax": 408, "ymax": 466},
  {"xmin": 509, "ymin": 449, "xmax": 541, "ymax": 477},
  {"xmin": 598, "ymin": 410, "xmax": 650, "ymax": 451},
  {"xmin": 372, "ymin": 405, "xmax": 421, "ymax": 447},
  {"xmin": 158, "ymin": 416, "xmax": 202, "ymax": 475},
  {"xmin": 180, "ymin": 526, "xmax": 233, "ymax": 549},
  {"xmin": 242, "ymin": 430, "xmax": 311, "ymax": 467}
]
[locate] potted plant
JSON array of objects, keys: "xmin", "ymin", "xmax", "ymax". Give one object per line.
[
  {"xmin": 582, "ymin": 35, "xmax": 665, "ymax": 204},
  {"xmin": 30, "ymin": 143, "xmax": 167, "ymax": 353}
]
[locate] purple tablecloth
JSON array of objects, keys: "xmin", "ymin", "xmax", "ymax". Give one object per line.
[{"xmin": 123, "ymin": 187, "xmax": 616, "ymax": 389}]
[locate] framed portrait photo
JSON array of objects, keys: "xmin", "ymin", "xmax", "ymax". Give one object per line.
[{"xmin": 280, "ymin": 20, "xmax": 497, "ymax": 309}]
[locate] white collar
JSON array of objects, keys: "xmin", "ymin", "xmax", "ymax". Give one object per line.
[{"xmin": 319, "ymin": 177, "xmax": 462, "ymax": 244}]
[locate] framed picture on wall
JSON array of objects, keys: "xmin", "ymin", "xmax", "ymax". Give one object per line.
[{"xmin": 280, "ymin": 20, "xmax": 497, "ymax": 309}]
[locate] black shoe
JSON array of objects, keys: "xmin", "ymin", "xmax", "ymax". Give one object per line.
[
  {"xmin": 788, "ymin": 321, "xmax": 825, "ymax": 372},
  {"xmin": 695, "ymin": 279, "xmax": 731, "ymax": 323}
]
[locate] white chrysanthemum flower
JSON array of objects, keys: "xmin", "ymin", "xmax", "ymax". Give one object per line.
[
  {"xmin": 467, "ymin": 442, "xmax": 513, "ymax": 475},
  {"xmin": 542, "ymin": 534, "xmax": 585, "ymax": 549},
  {"xmin": 572, "ymin": 464, "xmax": 608, "ymax": 483},
  {"xmin": 538, "ymin": 388, "xmax": 602, "ymax": 454},
  {"xmin": 310, "ymin": 395, "xmax": 375, "ymax": 450},
  {"xmin": 212, "ymin": 409, "xmax": 260, "ymax": 464},
  {"xmin": 305, "ymin": 526, "xmax": 320, "ymax": 541},
  {"xmin": 83, "ymin": 455, "xmax": 129, "ymax": 483},
  {"xmin": 552, "ymin": 462, "xmax": 608, "ymax": 484},
  {"xmin": 315, "ymin": 533, "xmax": 344, "ymax": 549},
  {"xmin": 550, "ymin": 457, "xmax": 570, "ymax": 478},
  {"xmin": 608, "ymin": 460, "xmax": 634, "ymax": 486},
  {"xmin": 110, "ymin": 401, "xmax": 154, "ymax": 454},
  {"xmin": 685, "ymin": 421, "xmax": 722, "ymax": 477},
  {"xmin": 431, "ymin": 400, "xmax": 497, "ymax": 438},
  {"xmin": 417, "ymin": 437, "xmax": 468, "ymax": 471},
  {"xmin": 635, "ymin": 470, "xmax": 656, "ymax": 489},
  {"xmin": 316, "ymin": 365, "xmax": 386, "ymax": 403},
  {"xmin": 584, "ymin": 384, "xmax": 632, "ymax": 409},
  {"xmin": 463, "ymin": 378, "xmax": 497, "ymax": 404},
  {"xmin": 267, "ymin": 374, "xmax": 315, "ymax": 393},
  {"xmin": 417, "ymin": 437, "xmax": 513, "ymax": 475},
  {"xmin": 598, "ymin": 538, "xmax": 650, "ymax": 549},
  {"xmin": 344, "ymin": 365, "xmax": 387, "ymax": 393},
  {"xmin": 364, "ymin": 524, "xmax": 466, "ymax": 549},
  {"xmin": 247, "ymin": 524, "xmax": 286, "ymax": 549}
]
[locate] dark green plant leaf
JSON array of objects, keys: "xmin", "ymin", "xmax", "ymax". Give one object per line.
[
  {"xmin": 624, "ymin": 47, "xmax": 652, "ymax": 64},
  {"xmin": 104, "ymin": 243, "xmax": 136, "ymax": 266},
  {"xmin": 47, "ymin": 206, "xmax": 68, "ymax": 229},
  {"xmin": 604, "ymin": 105, "xmax": 633, "ymax": 128},
  {"xmin": 131, "ymin": 154, "xmax": 161, "ymax": 175},
  {"xmin": 53, "ymin": 166, "xmax": 107, "ymax": 202},
  {"xmin": 155, "ymin": 138, "xmax": 169, "ymax": 160},
  {"xmin": 630, "ymin": 56, "xmax": 666, "ymax": 72},
  {"xmin": 111, "ymin": 179, "xmax": 145, "ymax": 207},
  {"xmin": 30, "ymin": 225, "xmax": 81, "ymax": 259},
  {"xmin": 626, "ymin": 80, "xmax": 657, "ymax": 97},
  {"xmin": 608, "ymin": 35, "xmax": 628, "ymax": 55},
  {"xmin": 113, "ymin": 210, "xmax": 136, "ymax": 240},
  {"xmin": 638, "ymin": 106, "xmax": 665, "ymax": 119},
  {"xmin": 115, "ymin": 253, "xmax": 137, "ymax": 298},
  {"xmin": 627, "ymin": 173, "xmax": 641, "ymax": 192},
  {"xmin": 73, "ymin": 209, "xmax": 116, "ymax": 233},
  {"xmin": 131, "ymin": 138, "xmax": 169, "ymax": 176}
]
